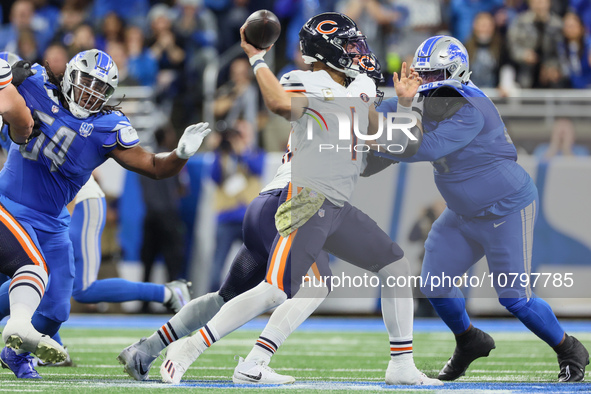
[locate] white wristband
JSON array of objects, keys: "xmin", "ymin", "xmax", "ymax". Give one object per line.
[
  {"xmin": 249, "ymin": 52, "xmax": 269, "ymax": 74},
  {"xmin": 396, "ymin": 102, "xmax": 412, "ymax": 113}
]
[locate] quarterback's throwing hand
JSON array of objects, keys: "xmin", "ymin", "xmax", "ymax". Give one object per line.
[
  {"xmin": 176, "ymin": 122, "xmax": 211, "ymax": 160},
  {"xmin": 393, "ymin": 62, "xmax": 422, "ymax": 108}
]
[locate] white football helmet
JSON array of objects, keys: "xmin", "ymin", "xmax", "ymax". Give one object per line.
[
  {"xmin": 61, "ymin": 49, "xmax": 118, "ymax": 119},
  {"xmin": 411, "ymin": 35, "xmax": 471, "ymax": 84}
]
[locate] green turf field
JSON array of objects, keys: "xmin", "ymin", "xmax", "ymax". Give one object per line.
[{"xmin": 1, "ymin": 325, "xmax": 589, "ymax": 393}]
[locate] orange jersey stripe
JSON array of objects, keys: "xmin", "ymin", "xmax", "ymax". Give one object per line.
[
  {"xmin": 0, "ymin": 205, "xmax": 47, "ymax": 272},
  {"xmin": 11, "ymin": 275, "xmax": 45, "ymax": 296},
  {"xmin": 390, "ymin": 346, "xmax": 413, "ymax": 352},
  {"xmin": 266, "ymin": 236, "xmax": 284, "ymax": 284},
  {"xmin": 0, "ymin": 77, "xmax": 13, "ymax": 86},
  {"xmin": 199, "ymin": 329, "xmax": 211, "ymax": 347},
  {"xmin": 162, "ymin": 326, "xmax": 173, "ymax": 343},
  {"xmin": 286, "ymin": 182, "xmax": 293, "ymax": 201},
  {"xmin": 276, "ymin": 229, "xmax": 297, "ymax": 291}
]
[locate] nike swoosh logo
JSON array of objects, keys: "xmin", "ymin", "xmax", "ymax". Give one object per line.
[
  {"xmin": 239, "ymin": 371, "xmax": 262, "ymax": 381},
  {"xmin": 284, "ymin": 75, "xmax": 290, "ymax": 80},
  {"xmin": 138, "ymin": 359, "xmax": 148, "ymax": 376},
  {"xmin": 493, "ymin": 221, "xmax": 506, "ymax": 228}
]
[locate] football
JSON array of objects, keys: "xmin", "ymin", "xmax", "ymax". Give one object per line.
[{"xmin": 244, "ymin": 10, "xmax": 281, "ymax": 50}]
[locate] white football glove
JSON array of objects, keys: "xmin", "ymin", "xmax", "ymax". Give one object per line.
[{"xmin": 176, "ymin": 122, "xmax": 211, "ymax": 160}]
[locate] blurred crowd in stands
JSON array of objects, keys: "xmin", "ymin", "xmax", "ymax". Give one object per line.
[
  {"xmin": 1, "ymin": 0, "xmax": 590, "ymax": 146},
  {"xmin": 1, "ymin": 0, "xmax": 590, "ymax": 295}
]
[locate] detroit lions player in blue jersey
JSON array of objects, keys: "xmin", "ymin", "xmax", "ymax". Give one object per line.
[
  {"xmin": 0, "ymin": 49, "xmax": 211, "ymax": 379},
  {"xmin": 377, "ymin": 36, "xmax": 589, "ymax": 382}
]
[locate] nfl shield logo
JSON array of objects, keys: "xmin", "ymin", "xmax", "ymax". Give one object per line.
[
  {"xmin": 79, "ymin": 122, "xmax": 94, "ymax": 137},
  {"xmin": 51, "ymin": 105, "xmax": 59, "ymax": 113},
  {"xmin": 318, "ymin": 209, "xmax": 325, "ymax": 218}
]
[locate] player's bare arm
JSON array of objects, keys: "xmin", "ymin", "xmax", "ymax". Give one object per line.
[
  {"xmin": 108, "ymin": 122, "xmax": 211, "ymax": 179},
  {"xmin": 239, "ymin": 25, "xmax": 307, "ymax": 120},
  {"xmin": 0, "ymin": 83, "xmax": 34, "ymax": 144}
]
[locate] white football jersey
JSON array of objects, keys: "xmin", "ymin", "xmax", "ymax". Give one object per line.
[{"xmin": 281, "ymin": 70, "xmax": 376, "ymax": 206}]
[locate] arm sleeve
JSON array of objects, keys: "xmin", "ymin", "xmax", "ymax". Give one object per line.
[
  {"xmin": 279, "ymin": 71, "xmax": 306, "ymax": 93},
  {"xmin": 397, "ymin": 103, "xmax": 484, "ymax": 162}
]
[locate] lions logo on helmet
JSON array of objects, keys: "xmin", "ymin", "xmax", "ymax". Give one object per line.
[
  {"xmin": 299, "ymin": 12, "xmax": 383, "ymax": 80},
  {"xmin": 61, "ymin": 49, "xmax": 118, "ymax": 119},
  {"xmin": 412, "ymin": 35, "xmax": 471, "ymax": 85}
]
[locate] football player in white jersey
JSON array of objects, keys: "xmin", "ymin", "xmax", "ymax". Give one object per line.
[{"xmin": 119, "ymin": 12, "xmax": 439, "ymax": 386}]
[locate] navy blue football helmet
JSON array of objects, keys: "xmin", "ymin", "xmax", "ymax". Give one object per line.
[{"xmin": 299, "ymin": 12, "xmax": 383, "ymax": 81}]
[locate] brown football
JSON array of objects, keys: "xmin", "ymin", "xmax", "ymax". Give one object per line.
[{"xmin": 244, "ymin": 10, "xmax": 281, "ymax": 50}]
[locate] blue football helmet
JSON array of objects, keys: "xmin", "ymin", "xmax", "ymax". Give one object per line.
[
  {"xmin": 61, "ymin": 49, "xmax": 118, "ymax": 119},
  {"xmin": 411, "ymin": 35, "xmax": 471, "ymax": 84}
]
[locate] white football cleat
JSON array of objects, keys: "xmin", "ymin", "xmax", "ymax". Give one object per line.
[
  {"xmin": 2, "ymin": 319, "xmax": 67, "ymax": 364},
  {"xmin": 160, "ymin": 337, "xmax": 196, "ymax": 384},
  {"xmin": 117, "ymin": 338, "xmax": 158, "ymax": 381},
  {"xmin": 232, "ymin": 357, "xmax": 295, "ymax": 385},
  {"xmin": 385, "ymin": 360, "xmax": 443, "ymax": 386}
]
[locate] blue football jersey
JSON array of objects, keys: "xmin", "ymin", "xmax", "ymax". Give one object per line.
[
  {"xmin": 0, "ymin": 64, "xmax": 139, "ymax": 222},
  {"xmin": 378, "ymin": 82, "xmax": 537, "ymax": 217}
]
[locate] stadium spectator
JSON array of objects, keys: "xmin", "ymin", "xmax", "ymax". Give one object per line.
[
  {"xmin": 338, "ymin": 0, "xmax": 404, "ymax": 67},
  {"xmin": 449, "ymin": 0, "xmax": 504, "ymax": 43},
  {"xmin": 90, "ymin": 0, "xmax": 148, "ymax": 30},
  {"xmin": 174, "ymin": 0, "xmax": 219, "ymax": 121},
  {"xmin": 208, "ymin": 119, "xmax": 264, "ymax": 291},
  {"xmin": 465, "ymin": 12, "xmax": 507, "ymax": 88},
  {"xmin": 146, "ymin": 3, "xmax": 185, "ymax": 108},
  {"xmin": 99, "ymin": 12, "xmax": 125, "ymax": 45},
  {"xmin": 533, "ymin": 118, "xmax": 590, "ymax": 160},
  {"xmin": 16, "ymin": 27, "xmax": 39, "ymax": 64},
  {"xmin": 0, "ymin": 0, "xmax": 36, "ymax": 54},
  {"xmin": 51, "ymin": 2, "xmax": 86, "ymax": 49},
  {"xmin": 67, "ymin": 22, "xmax": 100, "ymax": 58},
  {"xmin": 105, "ymin": 40, "xmax": 140, "ymax": 87},
  {"xmin": 507, "ymin": 0, "xmax": 565, "ymax": 88},
  {"xmin": 124, "ymin": 25, "xmax": 158, "ymax": 87},
  {"xmin": 43, "ymin": 43, "xmax": 68, "ymax": 76},
  {"xmin": 570, "ymin": 0, "xmax": 591, "ymax": 34},
  {"xmin": 558, "ymin": 12, "xmax": 591, "ymax": 89},
  {"xmin": 213, "ymin": 57, "xmax": 258, "ymax": 132}
]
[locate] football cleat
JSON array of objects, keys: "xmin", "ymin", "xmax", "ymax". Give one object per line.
[
  {"xmin": 385, "ymin": 360, "xmax": 443, "ymax": 385},
  {"xmin": 160, "ymin": 337, "xmax": 197, "ymax": 384},
  {"xmin": 117, "ymin": 337, "xmax": 159, "ymax": 381},
  {"xmin": 438, "ymin": 327, "xmax": 496, "ymax": 381},
  {"xmin": 164, "ymin": 280, "xmax": 192, "ymax": 313},
  {"xmin": 232, "ymin": 356, "xmax": 295, "ymax": 385},
  {"xmin": 0, "ymin": 347, "xmax": 41, "ymax": 379},
  {"xmin": 557, "ymin": 334, "xmax": 589, "ymax": 382},
  {"xmin": 2, "ymin": 319, "xmax": 67, "ymax": 364},
  {"xmin": 35, "ymin": 346, "xmax": 74, "ymax": 367}
]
